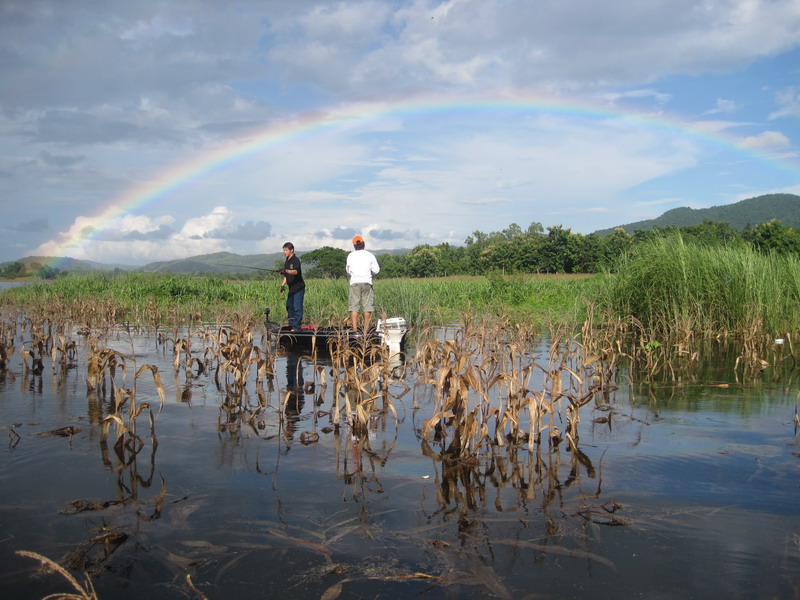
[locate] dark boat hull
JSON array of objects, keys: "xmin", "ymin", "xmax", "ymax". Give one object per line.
[
  {"xmin": 264, "ymin": 308, "xmax": 406, "ymax": 355},
  {"xmin": 273, "ymin": 325, "xmax": 383, "ymax": 353}
]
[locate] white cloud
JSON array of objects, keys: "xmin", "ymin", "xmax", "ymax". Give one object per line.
[
  {"xmin": 266, "ymin": 0, "xmax": 800, "ymax": 94},
  {"xmin": 737, "ymin": 130, "xmax": 791, "ymax": 149},
  {"xmin": 33, "ymin": 208, "xmax": 234, "ymax": 265},
  {"xmin": 597, "ymin": 89, "xmax": 673, "ymax": 107},
  {"xmin": 704, "ymin": 98, "xmax": 737, "ymax": 115},
  {"xmin": 5, "ymin": 1, "xmax": 800, "ymax": 113},
  {"xmin": 116, "ymin": 213, "xmax": 175, "ymax": 235},
  {"xmin": 119, "ymin": 15, "xmax": 194, "ymax": 43},
  {"xmin": 770, "ymin": 87, "xmax": 800, "ymax": 119},
  {"xmin": 691, "ymin": 120, "xmax": 753, "ymax": 135},
  {"xmin": 179, "ymin": 206, "xmax": 233, "ymax": 239}
]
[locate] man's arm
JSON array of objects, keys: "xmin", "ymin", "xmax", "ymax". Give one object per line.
[{"xmin": 284, "ymin": 256, "xmax": 300, "ymax": 275}]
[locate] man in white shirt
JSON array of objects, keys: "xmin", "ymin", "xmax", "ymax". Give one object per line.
[{"xmin": 346, "ymin": 235, "xmax": 380, "ymax": 330}]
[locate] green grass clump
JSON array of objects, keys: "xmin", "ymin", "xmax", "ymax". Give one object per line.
[{"xmin": 595, "ymin": 233, "xmax": 800, "ymax": 337}]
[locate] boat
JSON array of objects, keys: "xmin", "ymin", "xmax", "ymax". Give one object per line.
[{"xmin": 263, "ymin": 308, "xmax": 407, "ymax": 356}]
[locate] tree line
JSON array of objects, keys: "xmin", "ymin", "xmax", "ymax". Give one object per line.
[
  {"xmin": 0, "ymin": 260, "xmax": 59, "ymax": 280},
  {"xmin": 300, "ymin": 218, "xmax": 800, "ymax": 278},
  {"xmin": 4, "ymin": 217, "xmax": 798, "ymax": 281}
]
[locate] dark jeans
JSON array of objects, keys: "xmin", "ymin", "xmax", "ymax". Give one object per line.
[{"xmin": 286, "ymin": 288, "xmax": 304, "ymax": 330}]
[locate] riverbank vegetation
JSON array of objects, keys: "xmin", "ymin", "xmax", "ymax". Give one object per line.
[
  {"xmin": 0, "ymin": 271, "xmax": 600, "ymax": 330},
  {"xmin": 3, "ymin": 232, "xmax": 800, "ymax": 347},
  {"xmin": 595, "ymin": 233, "xmax": 800, "ymax": 339}
]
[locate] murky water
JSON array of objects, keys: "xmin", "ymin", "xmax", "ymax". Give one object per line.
[{"xmin": 0, "ymin": 323, "xmax": 799, "ymax": 599}]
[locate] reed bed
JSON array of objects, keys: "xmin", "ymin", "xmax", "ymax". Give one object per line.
[
  {"xmin": 596, "ymin": 233, "xmax": 800, "ymax": 338},
  {"xmin": 588, "ymin": 234, "xmax": 800, "ymax": 380},
  {"xmin": 0, "ymin": 272, "xmax": 598, "ymax": 330}
]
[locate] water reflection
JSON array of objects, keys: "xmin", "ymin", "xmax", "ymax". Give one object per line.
[
  {"xmin": 419, "ymin": 438, "xmax": 599, "ymax": 522},
  {"xmin": 335, "ymin": 412, "xmax": 397, "ymax": 503},
  {"xmin": 285, "ymin": 352, "xmax": 304, "ymax": 391},
  {"xmin": 282, "ymin": 353, "xmax": 305, "ymax": 445},
  {"xmin": 212, "ymin": 350, "xmax": 317, "ymax": 453}
]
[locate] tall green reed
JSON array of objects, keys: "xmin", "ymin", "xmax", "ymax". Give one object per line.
[{"xmin": 596, "ymin": 233, "xmax": 800, "ymax": 338}]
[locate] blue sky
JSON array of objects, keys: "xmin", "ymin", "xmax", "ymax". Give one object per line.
[{"xmin": 1, "ymin": 0, "xmax": 799, "ymax": 266}]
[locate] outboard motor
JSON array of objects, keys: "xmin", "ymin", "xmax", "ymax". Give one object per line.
[{"xmin": 376, "ymin": 317, "xmax": 407, "ymax": 361}]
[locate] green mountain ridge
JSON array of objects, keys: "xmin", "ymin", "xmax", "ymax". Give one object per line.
[
  {"xmin": 9, "ymin": 256, "xmax": 132, "ymax": 272},
  {"xmin": 592, "ymin": 193, "xmax": 800, "ymax": 236},
  {"xmin": 136, "ymin": 251, "xmax": 286, "ymax": 274}
]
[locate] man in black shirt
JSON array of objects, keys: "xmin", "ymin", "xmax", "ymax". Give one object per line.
[{"xmin": 280, "ymin": 242, "xmax": 305, "ymax": 331}]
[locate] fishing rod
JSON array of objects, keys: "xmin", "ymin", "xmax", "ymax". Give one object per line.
[{"xmin": 218, "ymin": 264, "xmax": 283, "ymax": 273}]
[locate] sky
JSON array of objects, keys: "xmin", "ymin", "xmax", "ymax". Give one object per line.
[{"xmin": 1, "ymin": 0, "xmax": 800, "ymax": 267}]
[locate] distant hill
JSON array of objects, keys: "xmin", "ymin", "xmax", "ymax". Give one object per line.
[
  {"xmin": 137, "ymin": 251, "xmax": 285, "ymax": 274},
  {"xmin": 5, "ymin": 248, "xmax": 412, "ymax": 276},
  {"xmin": 136, "ymin": 249, "xmax": 410, "ymax": 274},
  {"xmin": 0, "ymin": 256, "xmax": 133, "ymax": 273},
  {"xmin": 593, "ymin": 193, "xmax": 800, "ymax": 236}
]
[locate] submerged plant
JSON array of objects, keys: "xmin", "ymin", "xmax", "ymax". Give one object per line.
[
  {"xmin": 15, "ymin": 550, "xmax": 98, "ymax": 600},
  {"xmin": 415, "ymin": 313, "xmax": 610, "ymax": 458}
]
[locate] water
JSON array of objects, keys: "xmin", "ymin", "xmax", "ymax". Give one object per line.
[
  {"xmin": 0, "ymin": 323, "xmax": 799, "ymax": 599},
  {"xmin": 0, "ymin": 281, "xmax": 33, "ymax": 290}
]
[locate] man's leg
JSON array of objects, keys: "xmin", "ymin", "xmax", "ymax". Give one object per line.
[
  {"xmin": 362, "ymin": 284, "xmax": 375, "ymax": 330},
  {"xmin": 293, "ymin": 289, "xmax": 304, "ymax": 330},
  {"xmin": 286, "ymin": 293, "xmax": 295, "ymax": 329},
  {"xmin": 348, "ymin": 284, "xmax": 360, "ymax": 329}
]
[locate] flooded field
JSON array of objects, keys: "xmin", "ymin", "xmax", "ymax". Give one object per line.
[{"xmin": 0, "ymin": 318, "xmax": 799, "ymax": 600}]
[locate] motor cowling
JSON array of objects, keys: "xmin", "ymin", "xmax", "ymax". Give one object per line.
[{"xmin": 376, "ymin": 317, "xmax": 407, "ymax": 359}]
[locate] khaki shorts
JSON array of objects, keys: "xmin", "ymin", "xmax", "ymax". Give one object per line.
[{"xmin": 348, "ymin": 283, "xmax": 375, "ymax": 312}]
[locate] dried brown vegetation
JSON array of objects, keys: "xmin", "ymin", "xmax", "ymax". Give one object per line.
[
  {"xmin": 15, "ymin": 550, "xmax": 99, "ymax": 600},
  {"xmin": 415, "ymin": 313, "xmax": 616, "ymax": 458}
]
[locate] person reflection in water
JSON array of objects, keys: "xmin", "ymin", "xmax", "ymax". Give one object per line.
[{"xmin": 283, "ymin": 353, "xmax": 305, "ymax": 442}]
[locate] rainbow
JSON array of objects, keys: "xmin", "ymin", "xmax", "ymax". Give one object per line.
[{"xmin": 41, "ymin": 90, "xmax": 800, "ymax": 267}]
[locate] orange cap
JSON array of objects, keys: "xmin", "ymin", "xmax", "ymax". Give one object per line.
[{"xmin": 353, "ymin": 235, "xmax": 364, "ymax": 245}]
